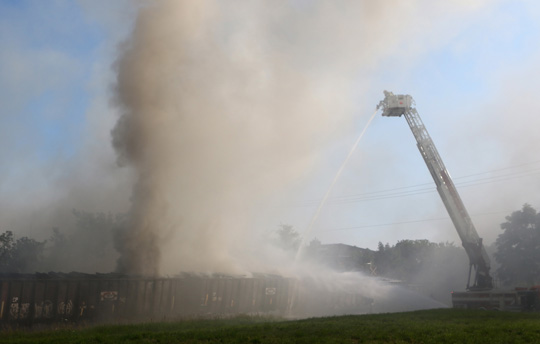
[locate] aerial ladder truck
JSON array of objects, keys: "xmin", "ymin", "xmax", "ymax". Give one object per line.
[{"xmin": 377, "ymin": 91, "xmax": 539, "ymax": 310}]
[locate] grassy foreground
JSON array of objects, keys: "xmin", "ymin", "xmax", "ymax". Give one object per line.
[{"xmin": 1, "ymin": 309, "xmax": 540, "ymax": 343}]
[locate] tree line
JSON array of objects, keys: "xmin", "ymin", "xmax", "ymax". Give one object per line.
[
  {"xmin": 0, "ymin": 210, "xmax": 122, "ymax": 274},
  {"xmin": 290, "ymin": 204, "xmax": 540, "ymax": 289},
  {"xmin": 1, "ymin": 205, "xmax": 540, "ymax": 290}
]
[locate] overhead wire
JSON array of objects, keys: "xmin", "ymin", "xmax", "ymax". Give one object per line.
[
  {"xmin": 321, "ymin": 210, "xmax": 513, "ymax": 233},
  {"xmin": 328, "ymin": 168, "xmax": 540, "ymax": 206},
  {"xmin": 334, "ymin": 163, "xmax": 540, "ymax": 201},
  {"xmin": 296, "ymin": 160, "xmax": 540, "ymax": 207},
  {"xmin": 298, "ymin": 160, "xmax": 540, "ymax": 234}
]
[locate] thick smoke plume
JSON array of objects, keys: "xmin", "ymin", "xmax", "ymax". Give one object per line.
[
  {"xmin": 111, "ymin": 0, "xmax": 498, "ymax": 276},
  {"xmin": 111, "ymin": 1, "xmax": 357, "ymax": 275}
]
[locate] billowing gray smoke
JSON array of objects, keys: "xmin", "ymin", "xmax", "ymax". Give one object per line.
[
  {"xmin": 111, "ymin": 0, "xmax": 359, "ymax": 275},
  {"xmin": 110, "ymin": 0, "xmax": 498, "ymax": 276}
]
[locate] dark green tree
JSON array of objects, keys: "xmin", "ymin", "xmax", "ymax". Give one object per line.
[
  {"xmin": 45, "ymin": 210, "xmax": 126, "ymax": 272},
  {"xmin": 0, "ymin": 231, "xmax": 15, "ymax": 271},
  {"xmin": 495, "ymin": 204, "xmax": 540, "ymax": 286},
  {"xmin": 11, "ymin": 236, "xmax": 46, "ymax": 272},
  {"xmin": 374, "ymin": 239, "xmax": 436, "ymax": 280},
  {"xmin": 0, "ymin": 231, "xmax": 45, "ymax": 273},
  {"xmin": 44, "ymin": 227, "xmax": 70, "ymax": 270}
]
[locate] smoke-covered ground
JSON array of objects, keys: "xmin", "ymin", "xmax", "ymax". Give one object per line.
[{"xmin": 2, "ymin": 0, "xmax": 540, "ymax": 315}]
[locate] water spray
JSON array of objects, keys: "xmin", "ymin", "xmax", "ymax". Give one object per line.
[{"xmin": 295, "ymin": 108, "xmax": 378, "ymax": 262}]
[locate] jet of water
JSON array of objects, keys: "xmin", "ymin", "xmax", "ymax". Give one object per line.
[{"xmin": 295, "ymin": 108, "xmax": 378, "ymax": 262}]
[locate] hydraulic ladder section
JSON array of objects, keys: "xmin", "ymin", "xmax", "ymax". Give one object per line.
[{"xmin": 377, "ymin": 91, "xmax": 493, "ymax": 291}]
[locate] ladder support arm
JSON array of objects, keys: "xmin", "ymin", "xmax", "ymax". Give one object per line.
[{"xmin": 378, "ymin": 91, "xmax": 493, "ymax": 291}]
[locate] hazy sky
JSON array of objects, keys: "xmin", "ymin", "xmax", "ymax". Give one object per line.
[{"xmin": 1, "ymin": 0, "xmax": 540, "ymax": 256}]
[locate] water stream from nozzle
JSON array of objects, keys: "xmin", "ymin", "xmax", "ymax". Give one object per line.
[{"xmin": 295, "ymin": 108, "xmax": 378, "ymax": 262}]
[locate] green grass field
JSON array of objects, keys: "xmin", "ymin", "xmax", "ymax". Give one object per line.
[{"xmin": 1, "ymin": 309, "xmax": 540, "ymax": 343}]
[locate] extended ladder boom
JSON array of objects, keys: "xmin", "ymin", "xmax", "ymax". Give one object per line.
[{"xmin": 377, "ymin": 91, "xmax": 493, "ymax": 290}]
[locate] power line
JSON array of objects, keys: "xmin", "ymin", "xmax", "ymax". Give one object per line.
[
  {"xmin": 328, "ymin": 169, "xmax": 540, "ymax": 206},
  {"xmin": 296, "ymin": 160, "xmax": 540, "ymax": 207},
  {"xmin": 321, "ymin": 210, "xmax": 512, "ymax": 233},
  {"xmin": 333, "ymin": 164, "xmax": 540, "ymax": 201},
  {"xmin": 455, "ymin": 169, "xmax": 540, "ymax": 187},
  {"xmin": 452, "ymin": 159, "xmax": 540, "ymax": 180}
]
